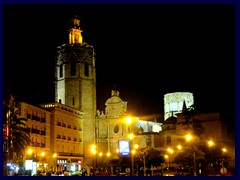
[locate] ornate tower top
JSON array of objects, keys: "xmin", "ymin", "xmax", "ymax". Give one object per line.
[{"xmin": 69, "ymin": 15, "xmax": 83, "ymax": 44}]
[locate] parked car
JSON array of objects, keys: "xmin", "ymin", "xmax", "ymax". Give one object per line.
[{"xmin": 163, "ymin": 167, "xmax": 176, "ymax": 176}]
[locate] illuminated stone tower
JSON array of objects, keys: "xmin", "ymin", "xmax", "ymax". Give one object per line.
[{"xmin": 54, "ymin": 15, "xmax": 96, "ymax": 164}]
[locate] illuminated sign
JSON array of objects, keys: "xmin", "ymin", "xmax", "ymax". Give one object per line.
[
  {"xmin": 118, "ymin": 140, "xmax": 130, "ymax": 157},
  {"xmin": 25, "ymin": 160, "xmax": 33, "ymax": 170}
]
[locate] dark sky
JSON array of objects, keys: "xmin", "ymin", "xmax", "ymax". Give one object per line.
[{"xmin": 4, "ymin": 4, "xmax": 235, "ymax": 124}]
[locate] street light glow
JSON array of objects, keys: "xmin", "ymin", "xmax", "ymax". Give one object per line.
[
  {"xmin": 177, "ymin": 145, "xmax": 182, "ymax": 150},
  {"xmin": 41, "ymin": 152, "xmax": 45, "ymax": 157},
  {"xmin": 125, "ymin": 117, "xmax": 132, "ymax": 124},
  {"xmin": 185, "ymin": 134, "xmax": 192, "ymax": 141},
  {"xmin": 53, "ymin": 153, "xmax": 57, "ymax": 158},
  {"xmin": 27, "ymin": 149, "xmax": 33, "ymax": 155},
  {"xmin": 129, "ymin": 133, "xmax": 134, "ymax": 140},
  {"xmin": 134, "ymin": 144, "xmax": 139, "ymax": 149},
  {"xmin": 167, "ymin": 148, "xmax": 174, "ymax": 154},
  {"xmin": 208, "ymin": 140, "xmax": 214, "ymax": 147}
]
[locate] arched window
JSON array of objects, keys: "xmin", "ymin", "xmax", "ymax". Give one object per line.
[
  {"xmin": 167, "ymin": 135, "xmax": 171, "ymax": 146},
  {"xmin": 114, "ymin": 124, "xmax": 119, "ymax": 133}
]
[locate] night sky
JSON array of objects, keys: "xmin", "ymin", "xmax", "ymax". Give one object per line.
[{"xmin": 4, "ymin": 4, "xmax": 235, "ymax": 126}]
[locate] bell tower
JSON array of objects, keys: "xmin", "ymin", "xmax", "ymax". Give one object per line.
[{"xmin": 54, "ymin": 14, "xmax": 96, "ymax": 165}]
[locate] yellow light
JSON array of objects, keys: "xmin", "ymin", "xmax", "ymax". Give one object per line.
[
  {"xmin": 106, "ymin": 152, "xmax": 110, "ymax": 157},
  {"xmin": 116, "ymin": 148, "xmax": 119, "ymax": 153},
  {"xmin": 208, "ymin": 140, "xmax": 214, "ymax": 147},
  {"xmin": 53, "ymin": 153, "xmax": 57, "ymax": 158},
  {"xmin": 129, "ymin": 133, "xmax": 134, "ymax": 140},
  {"xmin": 91, "ymin": 149, "xmax": 96, "ymax": 154},
  {"xmin": 125, "ymin": 117, "xmax": 132, "ymax": 124},
  {"xmin": 91, "ymin": 145, "xmax": 96, "ymax": 149},
  {"xmin": 185, "ymin": 134, "xmax": 192, "ymax": 141},
  {"xmin": 41, "ymin": 152, "xmax": 46, "ymax": 157},
  {"xmin": 177, "ymin": 145, "xmax": 182, "ymax": 150},
  {"xmin": 132, "ymin": 149, "xmax": 136, "ymax": 154},
  {"xmin": 134, "ymin": 144, "xmax": 139, "ymax": 149},
  {"xmin": 165, "ymin": 155, "xmax": 169, "ymax": 159},
  {"xmin": 222, "ymin": 148, "xmax": 227, "ymax": 152},
  {"xmin": 99, "ymin": 152, "xmax": 103, "ymax": 157},
  {"xmin": 167, "ymin": 148, "xmax": 173, "ymax": 154},
  {"xmin": 27, "ymin": 149, "xmax": 33, "ymax": 155}
]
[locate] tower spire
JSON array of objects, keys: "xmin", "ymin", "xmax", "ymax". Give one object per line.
[
  {"xmin": 69, "ymin": 14, "xmax": 83, "ymax": 44},
  {"xmin": 182, "ymin": 100, "xmax": 188, "ymax": 113}
]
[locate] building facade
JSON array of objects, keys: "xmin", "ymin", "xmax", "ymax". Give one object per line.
[{"xmin": 18, "ymin": 102, "xmax": 51, "ymax": 175}]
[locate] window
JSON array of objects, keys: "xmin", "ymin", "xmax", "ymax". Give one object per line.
[
  {"xmin": 84, "ymin": 62, "xmax": 89, "ymax": 76},
  {"xmin": 60, "ymin": 64, "xmax": 63, "ymax": 78},
  {"xmin": 167, "ymin": 136, "xmax": 171, "ymax": 146},
  {"xmin": 73, "ymin": 97, "xmax": 75, "ymax": 105},
  {"xmin": 71, "ymin": 62, "xmax": 76, "ymax": 76},
  {"xmin": 114, "ymin": 125, "xmax": 119, "ymax": 133}
]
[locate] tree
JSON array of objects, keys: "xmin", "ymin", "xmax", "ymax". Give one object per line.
[
  {"xmin": 3, "ymin": 92, "xmax": 31, "ymax": 175},
  {"xmin": 136, "ymin": 147, "xmax": 164, "ymax": 176}
]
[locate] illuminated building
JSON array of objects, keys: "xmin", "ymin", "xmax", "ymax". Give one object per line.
[{"xmin": 164, "ymin": 92, "xmax": 194, "ymax": 120}]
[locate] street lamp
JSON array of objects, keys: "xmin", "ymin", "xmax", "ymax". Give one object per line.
[
  {"xmin": 164, "ymin": 155, "xmax": 169, "ymax": 176},
  {"xmin": 53, "ymin": 153, "xmax": 57, "ymax": 172},
  {"xmin": 91, "ymin": 145, "xmax": 96, "ymax": 176},
  {"xmin": 98, "ymin": 152, "xmax": 103, "ymax": 169},
  {"xmin": 125, "ymin": 116, "xmax": 135, "ymax": 176},
  {"xmin": 166, "ymin": 148, "xmax": 174, "ymax": 176},
  {"xmin": 129, "ymin": 133, "xmax": 134, "ymax": 176},
  {"xmin": 132, "ymin": 144, "xmax": 139, "ymax": 176},
  {"xmin": 208, "ymin": 140, "xmax": 215, "ymax": 175},
  {"xmin": 221, "ymin": 148, "xmax": 227, "ymax": 175},
  {"xmin": 41, "ymin": 152, "xmax": 46, "ymax": 172},
  {"xmin": 185, "ymin": 134, "xmax": 197, "ymax": 176}
]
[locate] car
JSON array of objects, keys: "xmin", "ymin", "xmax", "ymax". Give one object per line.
[
  {"xmin": 163, "ymin": 167, "xmax": 176, "ymax": 176},
  {"xmin": 175, "ymin": 167, "xmax": 192, "ymax": 176}
]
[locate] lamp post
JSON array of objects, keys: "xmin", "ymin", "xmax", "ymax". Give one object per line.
[
  {"xmin": 106, "ymin": 152, "xmax": 111, "ymax": 174},
  {"xmin": 98, "ymin": 152, "xmax": 103, "ymax": 169},
  {"xmin": 185, "ymin": 134, "xmax": 197, "ymax": 176},
  {"xmin": 128, "ymin": 133, "xmax": 134, "ymax": 176},
  {"xmin": 53, "ymin": 153, "xmax": 57, "ymax": 172},
  {"xmin": 208, "ymin": 140, "xmax": 215, "ymax": 175},
  {"xmin": 164, "ymin": 155, "xmax": 169, "ymax": 176},
  {"xmin": 125, "ymin": 117, "xmax": 134, "ymax": 176},
  {"xmin": 41, "ymin": 152, "xmax": 46, "ymax": 172},
  {"xmin": 91, "ymin": 145, "xmax": 96, "ymax": 176},
  {"xmin": 221, "ymin": 148, "xmax": 227, "ymax": 175}
]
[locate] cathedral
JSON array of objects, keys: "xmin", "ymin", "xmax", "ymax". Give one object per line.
[{"xmin": 8, "ymin": 15, "xmax": 234, "ymax": 175}]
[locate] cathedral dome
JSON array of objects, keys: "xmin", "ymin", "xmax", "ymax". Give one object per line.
[{"xmin": 164, "ymin": 116, "xmax": 177, "ymax": 124}]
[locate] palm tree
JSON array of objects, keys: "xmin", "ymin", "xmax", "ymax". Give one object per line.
[{"xmin": 3, "ymin": 92, "xmax": 31, "ymax": 175}]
